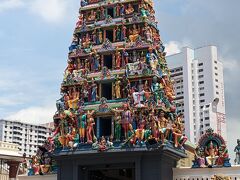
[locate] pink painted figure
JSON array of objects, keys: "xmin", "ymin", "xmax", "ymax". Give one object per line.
[
  {"xmin": 76, "ymin": 14, "xmax": 84, "ymax": 28},
  {"xmin": 86, "ymin": 110, "xmax": 95, "ymax": 143},
  {"xmin": 115, "ymin": 51, "xmax": 121, "ymax": 69},
  {"xmin": 121, "ymin": 104, "xmax": 132, "ymax": 139}
]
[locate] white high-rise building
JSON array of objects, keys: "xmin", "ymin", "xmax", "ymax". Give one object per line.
[
  {"xmin": 0, "ymin": 119, "xmax": 53, "ymax": 157},
  {"xmin": 167, "ymin": 46, "xmax": 226, "ymax": 144}
]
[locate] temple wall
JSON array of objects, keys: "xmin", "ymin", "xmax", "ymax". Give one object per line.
[{"xmin": 173, "ymin": 166, "xmax": 240, "ymax": 180}]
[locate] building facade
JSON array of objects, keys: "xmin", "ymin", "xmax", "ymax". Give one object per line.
[
  {"xmin": 0, "ymin": 120, "xmax": 52, "ymax": 157},
  {"xmin": 167, "ymin": 46, "xmax": 226, "ymax": 144}
]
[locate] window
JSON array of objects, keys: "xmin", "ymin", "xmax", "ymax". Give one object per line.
[
  {"xmin": 215, "ymin": 66, "xmax": 218, "ymax": 70},
  {"xmin": 216, "ymin": 91, "xmax": 219, "ymax": 95},
  {"xmin": 215, "ymin": 79, "xmax": 218, "ymax": 82},
  {"xmin": 198, "ymin": 63, "xmax": 203, "ymax": 66},
  {"xmin": 200, "ymin": 99, "xmax": 205, "ymax": 103},
  {"xmin": 214, "ymin": 60, "xmax": 217, "ymax": 64},
  {"xmin": 199, "ymin": 81, "xmax": 204, "ymax": 85},
  {"xmin": 205, "ymin": 123, "xmax": 210, "ymax": 127},
  {"xmin": 103, "ymin": 55, "xmax": 113, "ymax": 69},
  {"xmin": 199, "ymin": 87, "xmax": 204, "ymax": 90},
  {"xmin": 216, "ymin": 85, "xmax": 219, "ymax": 88},
  {"xmin": 215, "ymin": 73, "xmax": 218, "ymax": 76},
  {"xmin": 198, "ymin": 69, "xmax": 203, "ymax": 72},
  {"xmin": 101, "ymin": 82, "xmax": 112, "ymax": 100},
  {"xmin": 200, "ymin": 93, "xmax": 205, "ymax": 97},
  {"xmin": 107, "ymin": 7, "xmax": 114, "ymax": 18},
  {"xmin": 205, "ymin": 117, "xmax": 209, "ymax": 120},
  {"xmin": 198, "ymin": 75, "xmax": 204, "ymax": 78},
  {"xmin": 97, "ymin": 117, "xmax": 112, "ymax": 138},
  {"xmin": 105, "ymin": 29, "xmax": 114, "ymax": 42}
]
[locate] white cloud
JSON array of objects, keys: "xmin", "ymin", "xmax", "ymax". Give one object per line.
[
  {"xmin": 165, "ymin": 41, "xmax": 183, "ymax": 56},
  {"xmin": 0, "ymin": 0, "xmax": 24, "ymax": 12},
  {"xmin": 221, "ymin": 57, "xmax": 239, "ymax": 71},
  {"xmin": 28, "ymin": 0, "xmax": 75, "ymax": 23},
  {"xmin": 5, "ymin": 104, "xmax": 56, "ymax": 124},
  {"xmin": 0, "ymin": 0, "xmax": 77, "ymax": 23}
]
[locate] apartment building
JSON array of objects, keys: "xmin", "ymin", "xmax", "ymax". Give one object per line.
[
  {"xmin": 0, "ymin": 119, "xmax": 53, "ymax": 156},
  {"xmin": 167, "ymin": 46, "xmax": 226, "ymax": 144}
]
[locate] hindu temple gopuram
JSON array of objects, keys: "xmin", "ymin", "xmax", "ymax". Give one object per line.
[{"xmin": 28, "ymin": 0, "xmax": 191, "ymax": 179}]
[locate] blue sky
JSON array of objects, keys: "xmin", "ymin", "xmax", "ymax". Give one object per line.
[{"xmin": 0, "ymin": 0, "xmax": 239, "ymax": 162}]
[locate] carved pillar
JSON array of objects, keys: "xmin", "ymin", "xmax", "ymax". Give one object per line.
[
  {"xmin": 103, "ymin": 29, "xmax": 106, "ymax": 41},
  {"xmin": 99, "ymin": 83, "xmax": 102, "ymax": 99},
  {"xmin": 101, "ymin": 55, "xmax": 104, "ymax": 69},
  {"xmin": 112, "ymin": 82, "xmax": 115, "ymax": 99},
  {"xmin": 111, "ymin": 117, "xmax": 114, "ymax": 136},
  {"xmin": 7, "ymin": 161, "xmax": 20, "ymax": 180},
  {"xmin": 112, "ymin": 54, "xmax": 115, "ymax": 69},
  {"xmin": 113, "ymin": 28, "xmax": 116, "ymax": 42}
]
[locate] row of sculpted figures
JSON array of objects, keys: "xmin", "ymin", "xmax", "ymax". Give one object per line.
[
  {"xmin": 64, "ymin": 46, "xmax": 166, "ymax": 85},
  {"xmin": 59, "ymin": 72, "xmax": 175, "ymax": 115},
  {"xmin": 51, "ymin": 102, "xmax": 187, "ymax": 151},
  {"xmin": 70, "ymin": 23, "xmax": 161, "ymax": 54},
  {"xmin": 79, "ymin": 0, "xmax": 155, "ymax": 22}
]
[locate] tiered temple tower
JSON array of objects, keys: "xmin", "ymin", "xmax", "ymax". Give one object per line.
[{"xmin": 50, "ymin": 0, "xmax": 189, "ymax": 179}]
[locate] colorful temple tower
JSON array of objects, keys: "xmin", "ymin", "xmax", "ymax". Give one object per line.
[{"xmin": 47, "ymin": 0, "xmax": 189, "ymax": 179}]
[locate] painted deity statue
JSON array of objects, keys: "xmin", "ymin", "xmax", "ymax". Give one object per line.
[
  {"xmin": 82, "ymin": 33, "xmax": 91, "ymax": 49},
  {"xmin": 115, "ymin": 3, "xmax": 121, "ymax": 17},
  {"xmin": 135, "ymin": 121, "xmax": 146, "ymax": 145},
  {"xmin": 114, "ymin": 76, "xmax": 121, "ymax": 99},
  {"xmin": 67, "ymin": 87, "xmax": 79, "ymax": 109},
  {"xmin": 96, "ymin": 29, "xmax": 103, "ymax": 45},
  {"xmin": 78, "ymin": 112, "xmax": 87, "ymax": 143},
  {"xmin": 205, "ymin": 141, "xmax": 219, "ymax": 166},
  {"xmin": 143, "ymin": 80, "xmax": 151, "ymax": 103},
  {"xmin": 129, "ymin": 25, "xmax": 140, "ymax": 43},
  {"xmin": 158, "ymin": 110, "xmax": 169, "ymax": 143},
  {"xmin": 91, "ymin": 50, "xmax": 100, "ymax": 72},
  {"xmin": 122, "ymin": 49, "xmax": 129, "ymax": 66},
  {"xmin": 115, "ymin": 26, "xmax": 121, "ymax": 41},
  {"xmin": 149, "ymin": 111, "xmax": 158, "ymax": 139},
  {"xmin": 31, "ymin": 156, "xmax": 40, "ymax": 175},
  {"xmin": 162, "ymin": 74, "xmax": 176, "ymax": 102},
  {"xmin": 125, "ymin": 4, "xmax": 134, "ymax": 15},
  {"xmin": 115, "ymin": 51, "xmax": 121, "ymax": 69},
  {"xmin": 144, "ymin": 26, "xmax": 153, "ymax": 43},
  {"xmin": 113, "ymin": 111, "xmax": 122, "ymax": 141},
  {"xmin": 88, "ymin": 10, "xmax": 96, "ymax": 21},
  {"xmin": 172, "ymin": 113, "xmax": 187, "ymax": 148},
  {"xmin": 91, "ymin": 80, "xmax": 97, "ymax": 102},
  {"xmin": 132, "ymin": 80, "xmax": 145, "ymax": 107},
  {"xmin": 120, "ymin": 4, "xmax": 125, "ymax": 16},
  {"xmin": 86, "ymin": 110, "xmax": 95, "ymax": 143},
  {"xmin": 122, "ymin": 104, "xmax": 132, "ymax": 139},
  {"xmin": 151, "ymin": 76, "xmax": 161, "ymax": 105},
  {"xmin": 76, "ymin": 14, "xmax": 84, "ymax": 28},
  {"xmin": 234, "ymin": 139, "xmax": 240, "ymax": 165},
  {"xmin": 194, "ymin": 147, "xmax": 206, "ymax": 168},
  {"xmin": 216, "ymin": 144, "xmax": 229, "ymax": 166},
  {"xmin": 146, "ymin": 47, "xmax": 158, "ymax": 70}
]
